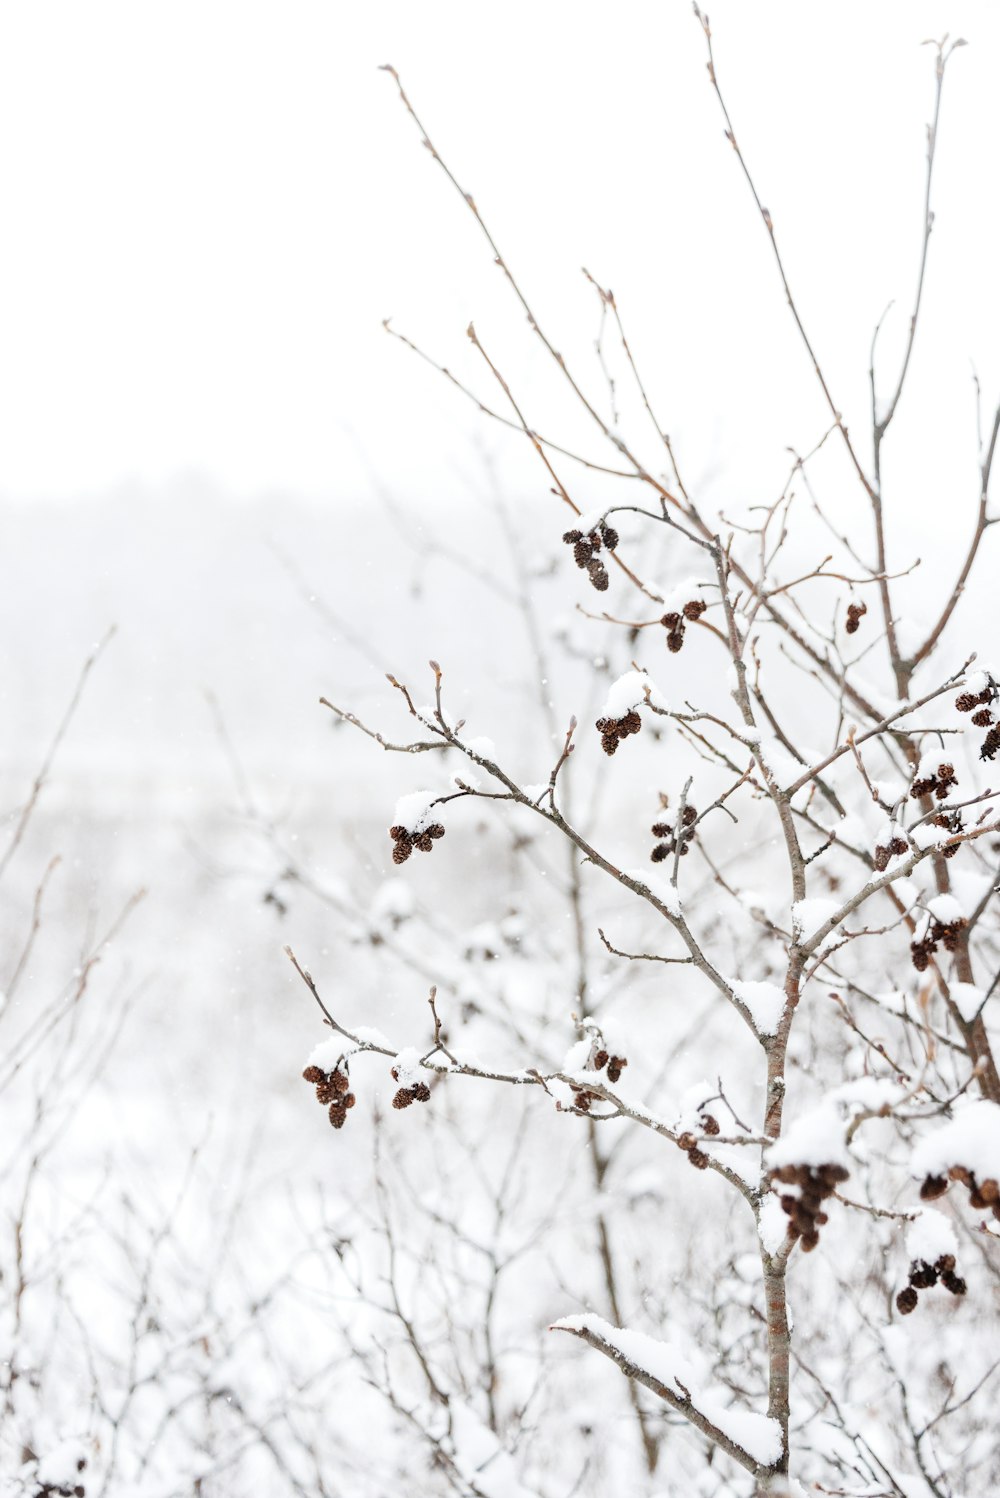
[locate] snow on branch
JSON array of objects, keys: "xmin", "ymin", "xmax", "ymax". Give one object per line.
[{"xmin": 550, "ymin": 1314, "xmax": 783, "ymax": 1474}]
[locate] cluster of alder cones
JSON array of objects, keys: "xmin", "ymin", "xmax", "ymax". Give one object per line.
[
  {"xmin": 955, "ymin": 677, "xmax": 1000, "ymax": 761},
  {"xmin": 676, "ymin": 1109, "xmax": 720, "ymax": 1172},
  {"xmin": 845, "ymin": 600, "xmax": 867, "ymax": 634},
  {"xmin": 910, "ymin": 912, "xmax": 969, "ymax": 972},
  {"xmin": 391, "ymin": 1062, "xmax": 431, "ymax": 1110},
  {"xmin": 567, "ymin": 1047, "xmax": 629, "ymax": 1111},
  {"xmin": 911, "ymin": 757, "xmax": 959, "ymax": 802},
  {"xmin": 931, "ymin": 807, "xmax": 964, "ymax": 859},
  {"xmin": 651, "ymin": 805, "xmax": 697, "ymax": 861},
  {"xmin": 896, "ymin": 1251, "xmax": 967, "ymax": 1315},
  {"xmin": 562, "ymin": 520, "xmax": 619, "ymax": 592},
  {"xmin": 921, "ymin": 1163, "xmax": 1000, "ymax": 1221},
  {"xmin": 595, "ymin": 708, "xmax": 642, "ymax": 756},
  {"xmin": 770, "ymin": 1160, "xmax": 849, "ymax": 1252},
  {"xmin": 37, "ymin": 1457, "xmax": 87, "ymax": 1498},
  {"xmin": 873, "ymin": 831, "xmax": 909, "ymax": 871},
  {"xmin": 662, "ymin": 597, "xmax": 707, "ymax": 653},
  {"xmin": 302, "ymin": 1063, "xmax": 356, "ymax": 1129},
  {"xmin": 389, "ymin": 821, "xmax": 445, "ymax": 865}
]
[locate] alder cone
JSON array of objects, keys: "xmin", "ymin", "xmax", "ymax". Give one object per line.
[
  {"xmin": 919, "ymin": 1173, "xmax": 949, "ymax": 1200},
  {"xmin": 896, "ymin": 1286, "xmax": 919, "ymax": 1315}
]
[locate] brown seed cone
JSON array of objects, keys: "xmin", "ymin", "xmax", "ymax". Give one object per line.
[
  {"xmin": 873, "ymin": 845, "xmax": 890, "ymax": 872},
  {"xmin": 955, "ymin": 692, "xmax": 978, "ymax": 713},
  {"xmin": 600, "ymin": 734, "xmax": 619, "ymax": 756},
  {"xmin": 590, "ymin": 565, "xmax": 610, "ymax": 592},
  {"xmin": 683, "ymin": 598, "xmax": 707, "ymax": 621},
  {"xmin": 800, "ymin": 1230, "xmax": 821, "ymax": 1253},
  {"xmin": 972, "ymin": 708, "xmax": 994, "ymax": 728},
  {"xmin": 413, "ymin": 1082, "xmax": 431, "ymax": 1103},
  {"xmin": 910, "ymin": 1262, "xmax": 937, "ymax": 1289},
  {"xmin": 594, "ymin": 1049, "xmax": 609, "ymax": 1070},
  {"xmin": 328, "ymin": 1103, "xmax": 347, "ymax": 1128},
  {"xmin": 573, "ymin": 538, "xmax": 593, "ymax": 568},
  {"xmin": 344, "ymin": 1092, "xmax": 357, "ymax": 1109},
  {"xmin": 661, "ymin": 612, "xmax": 681, "ymax": 630},
  {"xmin": 702, "ymin": 1114, "xmax": 720, "ymax": 1136},
  {"xmin": 392, "ymin": 843, "xmax": 412, "ymax": 865},
  {"xmin": 606, "ymin": 1065, "xmax": 621, "ymax": 1083},
  {"xmin": 562, "ymin": 529, "xmax": 583, "ymax": 544},
  {"xmin": 392, "ymin": 1088, "xmax": 414, "ymax": 1109},
  {"xmin": 427, "ymin": 823, "xmax": 446, "ymax": 839},
  {"xmin": 890, "ymin": 836, "xmax": 909, "ymax": 856},
  {"xmin": 587, "ymin": 530, "xmax": 602, "ymax": 551},
  {"xmin": 919, "ymin": 1174, "xmax": 949, "ymax": 1201},
  {"xmin": 388, "ymin": 825, "xmax": 408, "ymax": 840},
  {"xmin": 667, "ymin": 629, "xmax": 685, "ymax": 653},
  {"xmin": 650, "ymin": 843, "xmax": 669, "ymax": 863},
  {"xmin": 935, "ymin": 1254, "xmax": 956, "ymax": 1274},
  {"xmin": 941, "ymin": 1270, "xmax": 967, "ymax": 1296},
  {"xmin": 896, "ymin": 1286, "xmax": 919, "ymax": 1315},
  {"xmin": 332, "ymin": 1069, "xmax": 349, "ymax": 1094},
  {"xmin": 302, "ymin": 1066, "xmax": 325, "ymax": 1084},
  {"xmin": 651, "ymin": 821, "xmax": 672, "ymax": 838},
  {"xmin": 677, "ymin": 1132, "xmax": 697, "ymax": 1153},
  {"xmin": 621, "ymin": 710, "xmax": 642, "ymax": 736},
  {"xmin": 687, "ymin": 1148, "xmax": 710, "ymax": 1170},
  {"xmin": 818, "ymin": 1163, "xmax": 850, "ymax": 1186},
  {"xmin": 981, "ymin": 726, "xmax": 1000, "ymax": 761},
  {"xmin": 910, "ymin": 942, "xmax": 932, "ymax": 972},
  {"xmin": 948, "ymin": 1165, "xmax": 972, "ymax": 1186},
  {"xmin": 600, "ymin": 523, "xmax": 619, "ymax": 551},
  {"xmin": 681, "ymin": 805, "xmax": 698, "ymax": 826},
  {"xmin": 413, "ymin": 832, "xmax": 434, "ymax": 852},
  {"xmin": 316, "ymin": 1082, "xmax": 338, "ymax": 1105},
  {"xmin": 978, "ymin": 1177, "xmax": 1000, "ymax": 1205}
]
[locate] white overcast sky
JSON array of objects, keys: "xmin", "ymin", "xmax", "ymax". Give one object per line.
[{"xmin": 0, "ymin": 0, "xmax": 997, "ymax": 514}]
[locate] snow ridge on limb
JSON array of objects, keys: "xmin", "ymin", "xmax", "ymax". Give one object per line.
[{"xmin": 550, "ymin": 1314, "xmax": 783, "ymax": 1475}]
